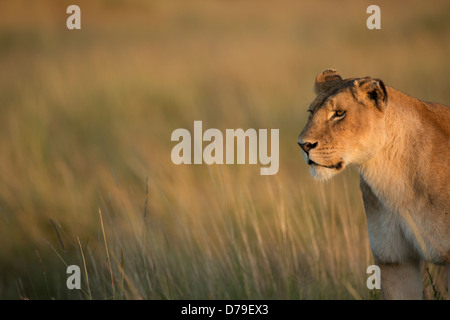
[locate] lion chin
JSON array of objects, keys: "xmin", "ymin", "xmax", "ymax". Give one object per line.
[
  {"xmin": 301, "ymin": 151, "xmax": 345, "ymax": 181},
  {"xmin": 309, "ymin": 163, "xmax": 344, "ymax": 181}
]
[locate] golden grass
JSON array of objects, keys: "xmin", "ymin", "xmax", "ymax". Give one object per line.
[{"xmin": 0, "ymin": 0, "xmax": 448, "ymax": 299}]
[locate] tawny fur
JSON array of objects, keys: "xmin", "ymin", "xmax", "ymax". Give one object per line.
[{"xmin": 298, "ymin": 69, "xmax": 450, "ymax": 299}]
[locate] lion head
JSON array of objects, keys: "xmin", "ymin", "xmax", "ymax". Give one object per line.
[{"xmin": 298, "ymin": 69, "xmax": 389, "ymax": 180}]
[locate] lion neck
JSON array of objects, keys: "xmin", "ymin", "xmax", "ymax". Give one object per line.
[{"xmin": 357, "ymin": 87, "xmax": 423, "ymax": 210}]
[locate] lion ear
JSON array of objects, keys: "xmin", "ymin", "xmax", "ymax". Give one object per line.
[
  {"xmin": 354, "ymin": 78, "xmax": 388, "ymax": 112},
  {"xmin": 314, "ymin": 68, "xmax": 343, "ymax": 94}
]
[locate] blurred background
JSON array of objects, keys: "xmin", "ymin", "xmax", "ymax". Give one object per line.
[{"xmin": 0, "ymin": 0, "xmax": 449, "ymax": 299}]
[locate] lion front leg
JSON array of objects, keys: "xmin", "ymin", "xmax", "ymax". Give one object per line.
[
  {"xmin": 360, "ymin": 179, "xmax": 423, "ymax": 299},
  {"xmin": 376, "ymin": 260, "xmax": 422, "ymax": 299}
]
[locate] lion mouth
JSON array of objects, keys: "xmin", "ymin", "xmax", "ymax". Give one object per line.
[{"xmin": 308, "ymin": 159, "xmax": 343, "ymax": 170}]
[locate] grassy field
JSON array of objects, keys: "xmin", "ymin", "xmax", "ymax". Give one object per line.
[{"xmin": 0, "ymin": 0, "xmax": 449, "ymax": 299}]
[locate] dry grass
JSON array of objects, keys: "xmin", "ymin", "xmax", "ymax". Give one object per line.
[{"xmin": 0, "ymin": 0, "xmax": 448, "ymax": 299}]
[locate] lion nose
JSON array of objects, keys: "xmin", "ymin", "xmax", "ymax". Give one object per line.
[{"xmin": 298, "ymin": 141, "xmax": 318, "ymax": 153}]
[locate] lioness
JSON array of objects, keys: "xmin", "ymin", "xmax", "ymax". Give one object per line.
[{"xmin": 297, "ymin": 69, "xmax": 450, "ymax": 299}]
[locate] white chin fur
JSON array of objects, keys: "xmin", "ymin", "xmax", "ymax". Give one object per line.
[{"xmin": 309, "ymin": 165, "xmax": 338, "ymax": 181}]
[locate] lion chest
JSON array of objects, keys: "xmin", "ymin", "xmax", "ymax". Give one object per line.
[{"xmin": 360, "ymin": 178, "xmax": 449, "ymax": 264}]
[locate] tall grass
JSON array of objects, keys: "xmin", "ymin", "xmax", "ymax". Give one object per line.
[
  {"xmin": 36, "ymin": 166, "xmax": 372, "ymax": 300},
  {"xmin": 0, "ymin": 0, "xmax": 448, "ymax": 299}
]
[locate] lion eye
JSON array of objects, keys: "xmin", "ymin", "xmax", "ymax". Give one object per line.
[{"xmin": 333, "ymin": 110, "xmax": 346, "ymax": 119}]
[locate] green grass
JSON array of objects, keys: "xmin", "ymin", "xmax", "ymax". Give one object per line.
[{"xmin": 0, "ymin": 0, "xmax": 448, "ymax": 299}]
